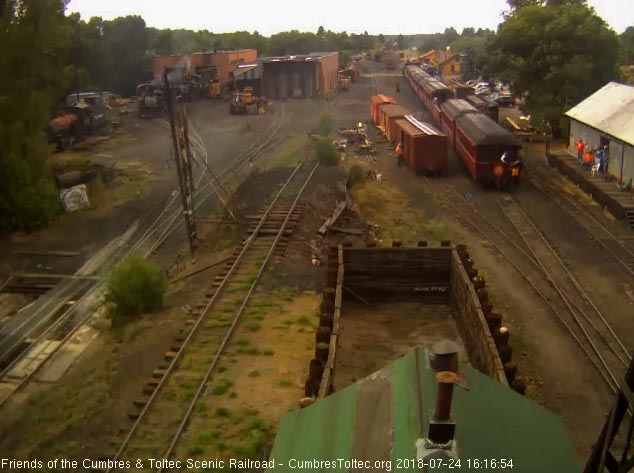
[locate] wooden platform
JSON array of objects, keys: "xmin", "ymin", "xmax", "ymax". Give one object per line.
[{"xmin": 547, "ymin": 150, "xmax": 634, "ymax": 223}]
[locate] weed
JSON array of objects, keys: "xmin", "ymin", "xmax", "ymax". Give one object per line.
[
  {"xmin": 217, "ymin": 366, "xmax": 227, "ymax": 373},
  {"xmin": 163, "ymin": 389, "xmax": 176, "ymax": 401},
  {"xmin": 282, "ymin": 319, "xmax": 294, "ymax": 326},
  {"xmin": 229, "ymin": 392, "xmax": 238, "ymax": 399},
  {"xmin": 263, "ymin": 349, "xmax": 274, "ymax": 356},
  {"xmin": 245, "ymin": 322, "xmax": 261, "ymax": 332},
  {"xmin": 198, "ymin": 430, "xmax": 220, "ymax": 444},
  {"xmin": 252, "ymin": 314, "xmax": 266, "ymax": 321},
  {"xmin": 297, "ymin": 315, "xmax": 312, "ymax": 326},
  {"xmin": 249, "ymin": 370, "xmax": 261, "ymax": 378},
  {"xmin": 212, "ymin": 378, "xmax": 232, "ymax": 395},
  {"xmin": 215, "ymin": 407, "xmax": 230, "ymax": 417},
  {"xmin": 105, "ymin": 256, "xmax": 166, "ymax": 321},
  {"xmin": 237, "ymin": 347, "xmax": 261, "ymax": 355},
  {"xmin": 347, "ymin": 164, "xmax": 366, "ymax": 190},
  {"xmin": 195, "ymin": 400, "xmax": 206, "ymax": 413},
  {"xmin": 217, "ymin": 442, "xmax": 228, "ymax": 452},
  {"xmin": 236, "ymin": 338, "xmax": 250, "ymax": 347},
  {"xmin": 188, "ymin": 444, "xmax": 204, "ymax": 455},
  {"xmin": 278, "ymin": 379, "xmax": 293, "ymax": 388}
]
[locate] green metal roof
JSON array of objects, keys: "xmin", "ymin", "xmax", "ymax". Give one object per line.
[{"xmin": 269, "ymin": 346, "xmax": 581, "ymax": 473}]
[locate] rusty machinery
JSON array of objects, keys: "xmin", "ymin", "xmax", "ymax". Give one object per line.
[
  {"xmin": 230, "ymin": 86, "xmax": 259, "ymax": 114},
  {"xmin": 136, "ymin": 81, "xmax": 165, "ymax": 118},
  {"xmin": 47, "ymin": 101, "xmax": 108, "ymax": 151}
]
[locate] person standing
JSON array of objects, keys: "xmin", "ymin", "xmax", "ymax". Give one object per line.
[
  {"xmin": 396, "ymin": 142, "xmax": 404, "ymax": 167},
  {"xmin": 584, "ymin": 148, "xmax": 594, "ymax": 170},
  {"xmin": 576, "ymin": 139, "xmax": 585, "ymax": 164}
]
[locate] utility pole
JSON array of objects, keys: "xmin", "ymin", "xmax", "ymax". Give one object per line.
[{"xmin": 164, "ymin": 70, "xmax": 198, "ymax": 254}]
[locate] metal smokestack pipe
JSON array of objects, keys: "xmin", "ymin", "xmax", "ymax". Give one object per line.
[{"xmin": 434, "ymin": 371, "xmax": 458, "ymax": 421}]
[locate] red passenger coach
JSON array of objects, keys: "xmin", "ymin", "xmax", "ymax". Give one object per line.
[
  {"xmin": 454, "ymin": 113, "xmax": 522, "ymax": 187},
  {"xmin": 378, "ymin": 104, "xmax": 411, "ymax": 143},
  {"xmin": 439, "ymin": 99, "xmax": 478, "ymax": 146},
  {"xmin": 371, "ymin": 95, "xmax": 397, "ymax": 125}
]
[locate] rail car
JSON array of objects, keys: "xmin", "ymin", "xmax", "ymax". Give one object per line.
[
  {"xmin": 403, "ymin": 64, "xmax": 523, "ymax": 187},
  {"xmin": 439, "ymin": 99, "xmax": 478, "ymax": 145},
  {"xmin": 454, "ymin": 113, "xmax": 522, "ymax": 187},
  {"xmin": 395, "ymin": 115, "xmax": 448, "ymax": 176}
]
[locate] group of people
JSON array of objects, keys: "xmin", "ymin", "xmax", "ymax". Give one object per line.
[{"xmin": 575, "ymin": 139, "xmax": 609, "ymax": 174}]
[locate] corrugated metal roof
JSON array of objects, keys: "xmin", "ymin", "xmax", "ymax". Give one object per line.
[
  {"xmin": 565, "ymin": 82, "xmax": 634, "ymax": 146},
  {"xmin": 404, "ymin": 115, "xmax": 444, "ymax": 136},
  {"xmin": 270, "ymin": 346, "xmax": 581, "ymax": 472}
]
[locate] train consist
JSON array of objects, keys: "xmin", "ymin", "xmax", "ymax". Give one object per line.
[{"xmin": 403, "ymin": 64, "xmax": 522, "ymax": 187}]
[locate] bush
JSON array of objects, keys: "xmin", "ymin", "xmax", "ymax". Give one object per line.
[
  {"xmin": 347, "ymin": 164, "xmax": 366, "ymax": 190},
  {"xmin": 317, "ymin": 110, "xmax": 333, "ymax": 137},
  {"xmin": 105, "ymin": 256, "xmax": 166, "ymax": 320},
  {"xmin": 316, "ymin": 140, "xmax": 340, "ymax": 166}
]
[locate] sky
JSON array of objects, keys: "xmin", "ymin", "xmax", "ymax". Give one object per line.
[{"xmin": 67, "ymin": 0, "xmax": 633, "ymax": 34}]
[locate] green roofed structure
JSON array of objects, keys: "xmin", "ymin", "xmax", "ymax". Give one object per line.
[{"xmin": 269, "ymin": 346, "xmax": 580, "ymax": 473}]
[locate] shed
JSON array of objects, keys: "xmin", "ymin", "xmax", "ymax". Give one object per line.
[
  {"xmin": 262, "ymin": 52, "xmax": 339, "ymax": 99},
  {"xmin": 270, "ymin": 346, "xmax": 581, "ymax": 473},
  {"xmin": 396, "ymin": 116, "xmax": 448, "ymax": 175},
  {"xmin": 565, "ymin": 81, "xmax": 634, "ymax": 183},
  {"xmin": 370, "ymin": 94, "xmax": 397, "ymax": 125},
  {"xmin": 378, "ymin": 104, "xmax": 411, "ymax": 142}
]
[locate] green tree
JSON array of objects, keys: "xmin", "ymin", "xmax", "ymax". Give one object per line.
[
  {"xmin": 492, "ymin": 2, "xmax": 619, "ymax": 133},
  {"xmin": 620, "ymin": 26, "xmax": 634, "ymax": 65},
  {"xmin": 0, "ymin": 0, "xmax": 71, "ymax": 232}
]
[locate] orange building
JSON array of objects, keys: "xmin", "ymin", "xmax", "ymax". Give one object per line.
[
  {"xmin": 420, "ymin": 48, "xmax": 460, "ymax": 79},
  {"xmin": 152, "ymin": 49, "xmax": 257, "ymax": 86}
]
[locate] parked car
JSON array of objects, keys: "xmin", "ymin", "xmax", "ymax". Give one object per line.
[{"xmin": 491, "ymin": 92, "xmax": 515, "ymax": 107}]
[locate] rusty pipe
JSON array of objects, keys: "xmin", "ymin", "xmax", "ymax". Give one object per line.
[{"xmin": 434, "ymin": 371, "xmax": 458, "ymax": 421}]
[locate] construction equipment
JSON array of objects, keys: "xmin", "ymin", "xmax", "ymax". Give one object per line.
[
  {"xmin": 47, "ymin": 101, "xmax": 108, "ymax": 151},
  {"xmin": 230, "ymin": 87, "xmax": 258, "ymax": 114},
  {"xmin": 209, "ymin": 79, "xmax": 221, "ymax": 99},
  {"xmin": 136, "ymin": 81, "xmax": 165, "ymax": 118}
]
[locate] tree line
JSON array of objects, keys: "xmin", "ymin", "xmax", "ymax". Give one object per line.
[{"xmin": 0, "ymin": 0, "xmax": 632, "ymax": 232}]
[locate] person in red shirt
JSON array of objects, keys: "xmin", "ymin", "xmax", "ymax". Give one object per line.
[{"xmin": 576, "ymin": 139, "xmax": 585, "ymax": 164}]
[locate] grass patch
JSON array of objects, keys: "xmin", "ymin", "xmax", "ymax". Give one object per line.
[
  {"xmin": 268, "ymin": 134, "xmax": 310, "ymax": 169},
  {"xmin": 347, "ymin": 164, "xmax": 366, "ymax": 190},
  {"xmin": 198, "ymin": 430, "xmax": 221, "ymax": 444},
  {"xmin": 278, "ymin": 379, "xmax": 293, "ymax": 388},
  {"xmin": 249, "ymin": 370, "xmax": 261, "ymax": 378},
  {"xmin": 195, "ymin": 400, "xmax": 206, "ymax": 413},
  {"xmin": 212, "ymin": 378, "xmax": 233, "ymax": 395},
  {"xmin": 236, "ymin": 338, "xmax": 250, "ymax": 347},
  {"xmin": 217, "ymin": 366, "xmax": 227, "ymax": 373},
  {"xmin": 297, "ymin": 315, "xmax": 312, "ymax": 326},
  {"xmin": 263, "ymin": 349, "xmax": 274, "ymax": 357},
  {"xmin": 188, "ymin": 444, "xmax": 205, "ymax": 455},
  {"xmin": 237, "ymin": 347, "xmax": 261, "ymax": 355},
  {"xmin": 245, "ymin": 322, "xmax": 261, "ymax": 332},
  {"xmin": 215, "ymin": 407, "xmax": 230, "ymax": 417}
]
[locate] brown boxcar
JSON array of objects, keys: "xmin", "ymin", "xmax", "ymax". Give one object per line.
[
  {"xmin": 371, "ymin": 95, "xmax": 397, "ymax": 124},
  {"xmin": 440, "ymin": 99, "xmax": 478, "ymax": 146},
  {"xmin": 395, "ymin": 115, "xmax": 448, "ymax": 176},
  {"xmin": 378, "ymin": 104, "xmax": 411, "ymax": 142},
  {"xmin": 446, "ymin": 79, "xmax": 475, "ymax": 99}
]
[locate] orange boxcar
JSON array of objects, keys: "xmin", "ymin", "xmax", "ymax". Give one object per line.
[
  {"xmin": 370, "ymin": 94, "xmax": 397, "ymax": 125},
  {"xmin": 378, "ymin": 104, "xmax": 411, "ymax": 143},
  {"xmin": 395, "ymin": 115, "xmax": 448, "ymax": 176}
]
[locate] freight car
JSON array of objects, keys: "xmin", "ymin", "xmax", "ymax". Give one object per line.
[
  {"xmin": 377, "ymin": 104, "xmax": 411, "ymax": 143},
  {"xmin": 395, "ymin": 115, "xmax": 448, "ymax": 176},
  {"xmin": 465, "ymin": 94, "xmax": 499, "ymax": 123},
  {"xmin": 454, "ymin": 113, "xmax": 522, "ymax": 187},
  {"xmin": 370, "ymin": 94, "xmax": 397, "ymax": 125}
]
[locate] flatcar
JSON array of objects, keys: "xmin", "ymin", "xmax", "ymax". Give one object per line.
[
  {"xmin": 395, "ymin": 115, "xmax": 448, "ymax": 176},
  {"xmin": 439, "ymin": 99, "xmax": 478, "ymax": 145},
  {"xmin": 454, "ymin": 113, "xmax": 522, "ymax": 187}
]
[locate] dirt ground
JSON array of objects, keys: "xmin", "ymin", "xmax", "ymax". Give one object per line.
[{"xmin": 335, "ymin": 301, "xmax": 465, "ymax": 389}]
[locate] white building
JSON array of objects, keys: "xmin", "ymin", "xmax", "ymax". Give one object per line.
[{"xmin": 566, "ymin": 82, "xmax": 634, "ymax": 183}]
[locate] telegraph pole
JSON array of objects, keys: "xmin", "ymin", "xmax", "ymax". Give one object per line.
[{"xmin": 163, "ymin": 70, "xmax": 198, "ymax": 254}]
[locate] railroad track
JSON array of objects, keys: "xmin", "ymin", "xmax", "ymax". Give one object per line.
[
  {"xmin": 525, "ymin": 165, "xmax": 634, "ymax": 277},
  {"xmin": 0, "ymin": 104, "xmax": 289, "ymax": 407},
  {"xmin": 422, "ymin": 177, "xmax": 631, "ymax": 394},
  {"xmin": 105, "ymin": 159, "xmax": 319, "ymax": 472}
]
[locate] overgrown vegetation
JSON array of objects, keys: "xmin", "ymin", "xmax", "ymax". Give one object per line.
[
  {"xmin": 314, "ymin": 111, "xmax": 340, "ymax": 166},
  {"xmin": 347, "ymin": 164, "xmax": 366, "ymax": 190},
  {"xmin": 105, "ymin": 256, "xmax": 167, "ymax": 321}
]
